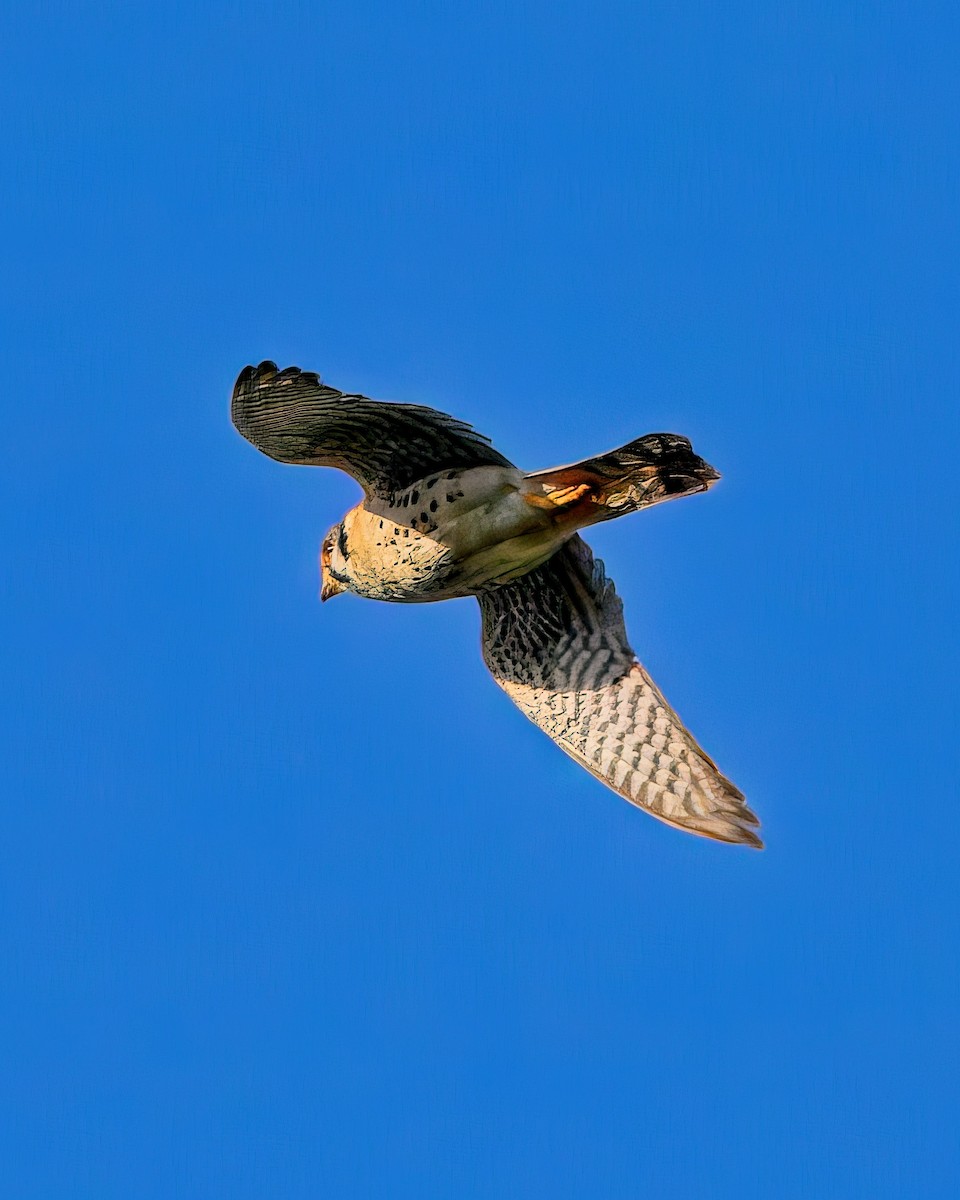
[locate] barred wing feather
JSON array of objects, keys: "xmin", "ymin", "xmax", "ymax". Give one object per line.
[
  {"xmin": 477, "ymin": 536, "xmax": 761, "ymax": 847},
  {"xmin": 232, "ymin": 361, "xmax": 511, "ymax": 498}
]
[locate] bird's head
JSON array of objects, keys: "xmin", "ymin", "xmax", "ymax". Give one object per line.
[{"xmin": 319, "ymin": 518, "xmax": 352, "ymax": 602}]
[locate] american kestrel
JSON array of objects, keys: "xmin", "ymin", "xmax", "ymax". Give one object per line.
[{"xmin": 233, "ymin": 361, "xmax": 761, "ymax": 848}]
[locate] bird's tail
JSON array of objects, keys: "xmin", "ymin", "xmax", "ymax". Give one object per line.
[{"xmin": 523, "ymin": 433, "xmax": 720, "ymax": 526}]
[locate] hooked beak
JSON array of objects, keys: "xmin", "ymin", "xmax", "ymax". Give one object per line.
[{"xmin": 320, "ymin": 573, "xmax": 347, "ymax": 603}]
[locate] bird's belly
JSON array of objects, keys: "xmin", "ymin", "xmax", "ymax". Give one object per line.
[{"xmin": 347, "ymin": 468, "xmax": 566, "ymax": 601}]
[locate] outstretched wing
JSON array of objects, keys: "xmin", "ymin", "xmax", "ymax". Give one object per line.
[
  {"xmin": 232, "ymin": 361, "xmax": 512, "ymax": 497},
  {"xmin": 477, "ymin": 536, "xmax": 761, "ymax": 846}
]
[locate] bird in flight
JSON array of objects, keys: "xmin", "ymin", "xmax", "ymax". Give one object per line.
[{"xmin": 232, "ymin": 361, "xmax": 761, "ymax": 848}]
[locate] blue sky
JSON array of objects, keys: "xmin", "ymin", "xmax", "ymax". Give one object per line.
[{"xmin": 2, "ymin": 2, "xmax": 958, "ymax": 1196}]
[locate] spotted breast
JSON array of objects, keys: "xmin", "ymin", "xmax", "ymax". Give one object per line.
[{"xmin": 340, "ymin": 464, "xmax": 573, "ymax": 602}]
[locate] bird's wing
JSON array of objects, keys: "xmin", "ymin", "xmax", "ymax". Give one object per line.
[
  {"xmin": 232, "ymin": 361, "xmax": 513, "ymax": 497},
  {"xmin": 477, "ymin": 536, "xmax": 761, "ymax": 846}
]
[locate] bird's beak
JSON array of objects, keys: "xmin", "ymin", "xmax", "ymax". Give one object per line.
[{"xmin": 320, "ymin": 574, "xmax": 347, "ymax": 603}]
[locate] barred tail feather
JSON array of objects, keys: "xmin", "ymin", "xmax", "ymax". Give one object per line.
[{"xmin": 525, "ymin": 433, "xmax": 720, "ymax": 524}]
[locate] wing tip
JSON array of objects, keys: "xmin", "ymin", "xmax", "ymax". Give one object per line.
[
  {"xmin": 699, "ymin": 783, "xmax": 764, "ymax": 849},
  {"xmin": 232, "ymin": 361, "xmax": 330, "ymax": 416},
  {"xmin": 721, "ymin": 823, "xmax": 765, "ymax": 850},
  {"xmin": 231, "ymin": 361, "xmax": 304, "ymax": 455},
  {"xmin": 652, "ymin": 805, "xmax": 764, "ymax": 849},
  {"xmin": 233, "ymin": 359, "xmax": 326, "ymax": 392},
  {"xmin": 232, "ymin": 360, "xmax": 282, "ymax": 397},
  {"xmin": 705, "ymin": 802, "xmax": 764, "ymax": 849}
]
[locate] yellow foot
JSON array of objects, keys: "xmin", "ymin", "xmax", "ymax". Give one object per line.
[
  {"xmin": 525, "ymin": 482, "xmax": 592, "ymax": 510},
  {"xmin": 549, "ymin": 482, "xmax": 591, "ymax": 506}
]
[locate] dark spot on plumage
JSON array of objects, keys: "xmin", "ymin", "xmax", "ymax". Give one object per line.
[
  {"xmin": 394, "ymin": 527, "xmax": 399, "ymax": 535},
  {"xmin": 429, "ymin": 498, "xmax": 438, "ymax": 512},
  {"xmin": 402, "ymin": 495, "xmax": 409, "ymax": 507},
  {"xmin": 410, "ymin": 517, "xmax": 418, "ymax": 528},
  {"xmin": 446, "ymin": 471, "xmax": 457, "ymax": 480},
  {"xmin": 446, "ymin": 494, "xmax": 455, "ymax": 503},
  {"xmin": 420, "ymin": 512, "xmax": 429, "ymax": 523},
  {"xmin": 427, "ymin": 477, "xmax": 438, "ymax": 488},
  {"xmin": 337, "ymin": 525, "xmax": 349, "ymax": 558},
  {"xmin": 456, "ymin": 491, "xmax": 465, "ymax": 499},
  {"xmin": 662, "ymin": 473, "xmax": 699, "ymax": 495},
  {"xmin": 411, "ymin": 489, "xmax": 419, "ymax": 503},
  {"xmin": 379, "ymin": 519, "xmax": 383, "ymax": 528},
  {"xmin": 403, "ymin": 529, "xmax": 409, "ymax": 537}
]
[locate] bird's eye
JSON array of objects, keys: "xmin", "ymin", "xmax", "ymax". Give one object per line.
[{"xmin": 337, "ymin": 525, "xmax": 349, "ymax": 558}]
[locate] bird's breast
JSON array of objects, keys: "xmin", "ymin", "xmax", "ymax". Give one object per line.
[{"xmin": 344, "ymin": 466, "xmax": 567, "ymax": 601}]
